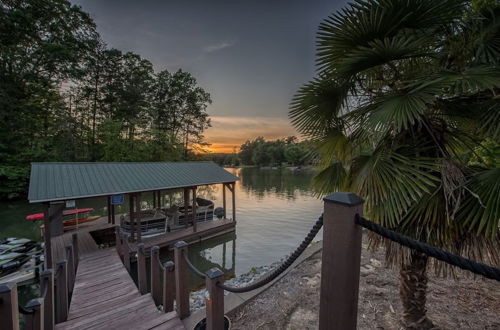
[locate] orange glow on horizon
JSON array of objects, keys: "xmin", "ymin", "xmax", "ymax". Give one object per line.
[{"xmin": 203, "ymin": 116, "xmax": 298, "ymax": 153}]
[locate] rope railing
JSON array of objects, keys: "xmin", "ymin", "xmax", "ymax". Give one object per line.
[
  {"xmin": 355, "ymin": 215, "xmax": 500, "ymax": 282},
  {"xmin": 18, "ymin": 275, "xmax": 49, "ymax": 315},
  {"xmin": 217, "ymin": 214, "xmax": 323, "ymax": 293},
  {"xmin": 182, "ymin": 251, "xmax": 206, "ymax": 279}
]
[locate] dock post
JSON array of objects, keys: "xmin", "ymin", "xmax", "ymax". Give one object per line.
[
  {"xmin": 205, "ymin": 268, "xmax": 225, "ymax": 330},
  {"xmin": 151, "ymin": 246, "xmax": 161, "ymax": 304},
  {"xmin": 162, "ymin": 261, "xmax": 175, "ymax": 313},
  {"xmin": 123, "ymin": 233, "xmax": 131, "ymax": 272},
  {"xmin": 174, "ymin": 241, "xmax": 190, "ymax": 319},
  {"xmin": 41, "ymin": 269, "xmax": 55, "ymax": 330},
  {"xmin": 115, "ymin": 227, "xmax": 123, "ymax": 261},
  {"xmin": 0, "ymin": 282, "xmax": 20, "ymax": 330},
  {"xmin": 319, "ymin": 192, "xmax": 364, "ymax": 330},
  {"xmin": 65, "ymin": 245, "xmax": 75, "ymax": 296},
  {"xmin": 72, "ymin": 233, "xmax": 79, "ymax": 269},
  {"xmin": 55, "ymin": 260, "xmax": 68, "ymax": 323},
  {"xmin": 137, "ymin": 243, "xmax": 148, "ymax": 295},
  {"xmin": 24, "ymin": 298, "xmax": 44, "ymax": 330}
]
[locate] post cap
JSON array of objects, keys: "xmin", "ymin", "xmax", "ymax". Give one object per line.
[
  {"xmin": 0, "ymin": 282, "xmax": 16, "ymax": 292},
  {"xmin": 206, "ymin": 267, "xmax": 224, "ymax": 279},
  {"xmin": 41, "ymin": 269, "xmax": 53, "ymax": 277},
  {"xmin": 56, "ymin": 259, "xmax": 67, "ymax": 265},
  {"xmin": 323, "ymin": 192, "xmax": 364, "ymax": 206},
  {"xmin": 174, "ymin": 241, "xmax": 188, "ymax": 249},
  {"xmin": 163, "ymin": 261, "xmax": 175, "ymax": 269},
  {"xmin": 25, "ymin": 298, "xmax": 43, "ymax": 308},
  {"xmin": 151, "ymin": 246, "xmax": 160, "ymax": 252}
]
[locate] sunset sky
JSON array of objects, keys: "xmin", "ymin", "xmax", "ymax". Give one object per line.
[{"xmin": 72, "ymin": 0, "xmax": 347, "ymax": 153}]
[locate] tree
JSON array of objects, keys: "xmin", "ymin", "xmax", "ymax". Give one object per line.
[{"xmin": 290, "ymin": 1, "xmax": 500, "ymax": 328}]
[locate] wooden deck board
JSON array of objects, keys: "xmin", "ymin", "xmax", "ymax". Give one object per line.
[{"xmin": 56, "ymin": 247, "xmax": 184, "ymax": 330}]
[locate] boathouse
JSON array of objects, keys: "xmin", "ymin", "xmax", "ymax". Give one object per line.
[{"xmin": 27, "ymin": 161, "xmax": 239, "ymax": 267}]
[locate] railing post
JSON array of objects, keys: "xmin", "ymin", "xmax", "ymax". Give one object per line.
[
  {"xmin": 137, "ymin": 243, "xmax": 147, "ymax": 295},
  {"xmin": 205, "ymin": 268, "xmax": 225, "ymax": 330},
  {"xmin": 0, "ymin": 282, "xmax": 20, "ymax": 330},
  {"xmin": 115, "ymin": 227, "xmax": 123, "ymax": 261},
  {"xmin": 65, "ymin": 245, "xmax": 75, "ymax": 296},
  {"xmin": 319, "ymin": 192, "xmax": 364, "ymax": 330},
  {"xmin": 24, "ymin": 298, "xmax": 44, "ymax": 330},
  {"xmin": 123, "ymin": 234, "xmax": 131, "ymax": 272},
  {"xmin": 72, "ymin": 233, "xmax": 79, "ymax": 269},
  {"xmin": 174, "ymin": 241, "xmax": 190, "ymax": 319},
  {"xmin": 162, "ymin": 261, "xmax": 175, "ymax": 313},
  {"xmin": 55, "ymin": 260, "xmax": 68, "ymax": 323},
  {"xmin": 41, "ymin": 269, "xmax": 55, "ymax": 330},
  {"xmin": 151, "ymin": 246, "xmax": 161, "ymax": 305}
]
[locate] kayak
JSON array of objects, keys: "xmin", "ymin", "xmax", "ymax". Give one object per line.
[
  {"xmin": 39, "ymin": 215, "xmax": 101, "ymax": 230},
  {"xmin": 25, "ymin": 208, "xmax": 94, "ymax": 221}
]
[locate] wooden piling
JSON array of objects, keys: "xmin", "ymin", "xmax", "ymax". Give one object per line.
[
  {"xmin": 151, "ymin": 246, "xmax": 161, "ymax": 305},
  {"xmin": 319, "ymin": 192, "xmax": 364, "ymax": 330},
  {"xmin": 65, "ymin": 245, "xmax": 75, "ymax": 296},
  {"xmin": 174, "ymin": 241, "xmax": 190, "ymax": 319},
  {"xmin": 72, "ymin": 233, "xmax": 79, "ymax": 269},
  {"xmin": 162, "ymin": 261, "xmax": 175, "ymax": 313},
  {"xmin": 41, "ymin": 269, "xmax": 55, "ymax": 330},
  {"xmin": 55, "ymin": 260, "xmax": 68, "ymax": 323},
  {"xmin": 0, "ymin": 282, "xmax": 20, "ymax": 330},
  {"xmin": 137, "ymin": 243, "xmax": 147, "ymax": 295},
  {"xmin": 205, "ymin": 268, "xmax": 225, "ymax": 330},
  {"xmin": 24, "ymin": 298, "xmax": 44, "ymax": 330}
]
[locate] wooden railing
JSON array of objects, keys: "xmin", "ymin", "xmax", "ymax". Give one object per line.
[{"xmin": 0, "ymin": 233, "xmax": 79, "ymax": 330}]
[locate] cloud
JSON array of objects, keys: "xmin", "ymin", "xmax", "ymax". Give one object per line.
[
  {"xmin": 204, "ymin": 116, "xmax": 298, "ymax": 153},
  {"xmin": 203, "ymin": 39, "xmax": 237, "ymax": 53}
]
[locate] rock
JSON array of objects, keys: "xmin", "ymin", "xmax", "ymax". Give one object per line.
[{"xmin": 286, "ymin": 307, "xmax": 316, "ymax": 330}]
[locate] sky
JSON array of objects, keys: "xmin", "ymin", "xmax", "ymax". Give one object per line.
[{"xmin": 71, "ymin": 0, "xmax": 348, "ymax": 152}]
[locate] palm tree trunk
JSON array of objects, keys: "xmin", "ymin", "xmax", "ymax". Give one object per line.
[{"xmin": 399, "ymin": 252, "xmax": 435, "ymax": 330}]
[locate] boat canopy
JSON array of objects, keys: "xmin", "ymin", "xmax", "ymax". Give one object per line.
[{"xmin": 28, "ymin": 162, "xmax": 239, "ymax": 203}]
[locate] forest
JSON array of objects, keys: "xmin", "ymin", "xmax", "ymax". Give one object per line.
[
  {"xmin": 207, "ymin": 136, "xmax": 313, "ymax": 167},
  {"xmin": 0, "ymin": 0, "xmax": 212, "ymax": 199}
]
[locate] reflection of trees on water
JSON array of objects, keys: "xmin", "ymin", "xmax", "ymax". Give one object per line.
[
  {"xmin": 238, "ymin": 167, "xmax": 316, "ymax": 200},
  {"xmin": 160, "ymin": 232, "xmax": 236, "ymax": 290}
]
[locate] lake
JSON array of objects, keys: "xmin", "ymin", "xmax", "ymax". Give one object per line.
[{"xmin": 1, "ymin": 167, "xmax": 324, "ymax": 300}]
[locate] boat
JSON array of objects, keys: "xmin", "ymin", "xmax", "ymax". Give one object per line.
[
  {"xmin": 120, "ymin": 197, "xmax": 217, "ymax": 237},
  {"xmin": 25, "ymin": 208, "xmax": 94, "ymax": 220},
  {"xmin": 0, "ymin": 238, "xmax": 43, "ymax": 283}
]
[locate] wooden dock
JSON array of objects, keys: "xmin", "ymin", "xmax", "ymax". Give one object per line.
[{"xmin": 55, "ymin": 248, "xmax": 184, "ymax": 330}]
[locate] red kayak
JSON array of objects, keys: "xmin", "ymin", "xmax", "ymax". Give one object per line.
[{"xmin": 25, "ymin": 208, "xmax": 94, "ymax": 221}]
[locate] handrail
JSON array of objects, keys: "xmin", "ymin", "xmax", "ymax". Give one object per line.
[
  {"xmin": 355, "ymin": 215, "xmax": 500, "ymax": 281},
  {"xmin": 217, "ymin": 214, "xmax": 324, "ymax": 293}
]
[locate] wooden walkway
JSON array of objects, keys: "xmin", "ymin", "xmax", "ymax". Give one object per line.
[
  {"xmin": 50, "ymin": 216, "xmax": 116, "ymax": 267},
  {"xmin": 55, "ymin": 248, "xmax": 184, "ymax": 330}
]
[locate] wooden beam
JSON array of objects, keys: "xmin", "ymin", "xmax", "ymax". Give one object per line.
[
  {"xmin": 135, "ymin": 193, "xmax": 142, "ymax": 242},
  {"xmin": 107, "ymin": 196, "xmax": 112, "ymax": 224},
  {"xmin": 162, "ymin": 261, "xmax": 175, "ymax": 313},
  {"xmin": 192, "ymin": 187, "xmax": 197, "ymax": 232},
  {"xmin": 231, "ymin": 183, "xmax": 236, "ymax": 221},
  {"xmin": 183, "ymin": 189, "xmax": 190, "ymax": 228},
  {"xmin": 153, "ymin": 191, "xmax": 156, "ymax": 209},
  {"xmin": 206, "ymin": 268, "xmax": 225, "ymax": 330},
  {"xmin": 129, "ymin": 194, "xmax": 135, "ymax": 241},
  {"xmin": 111, "ymin": 203, "xmax": 115, "ymax": 225},
  {"xmin": 222, "ymin": 184, "xmax": 227, "ymax": 219},
  {"xmin": 0, "ymin": 282, "xmax": 20, "ymax": 330},
  {"xmin": 43, "ymin": 203, "xmax": 52, "ymax": 269},
  {"xmin": 174, "ymin": 241, "xmax": 190, "ymax": 319},
  {"xmin": 137, "ymin": 243, "xmax": 147, "ymax": 295}
]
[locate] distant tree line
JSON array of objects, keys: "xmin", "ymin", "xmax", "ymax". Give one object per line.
[
  {"xmin": 206, "ymin": 136, "xmax": 313, "ymax": 167},
  {"xmin": 0, "ymin": 0, "xmax": 211, "ymax": 199}
]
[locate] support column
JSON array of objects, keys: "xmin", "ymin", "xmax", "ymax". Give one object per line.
[
  {"xmin": 174, "ymin": 241, "xmax": 190, "ymax": 319},
  {"xmin": 111, "ymin": 203, "xmax": 115, "ymax": 225},
  {"xmin": 319, "ymin": 192, "xmax": 364, "ymax": 330},
  {"xmin": 129, "ymin": 194, "xmax": 135, "ymax": 241},
  {"xmin": 192, "ymin": 187, "xmax": 197, "ymax": 232},
  {"xmin": 107, "ymin": 196, "xmax": 112, "ymax": 224},
  {"xmin": 135, "ymin": 193, "xmax": 142, "ymax": 242},
  {"xmin": 43, "ymin": 203, "xmax": 52, "ymax": 269},
  {"xmin": 183, "ymin": 189, "xmax": 190, "ymax": 228},
  {"xmin": 205, "ymin": 268, "xmax": 225, "ymax": 330},
  {"xmin": 231, "ymin": 183, "xmax": 236, "ymax": 221},
  {"xmin": 222, "ymin": 184, "xmax": 227, "ymax": 219}
]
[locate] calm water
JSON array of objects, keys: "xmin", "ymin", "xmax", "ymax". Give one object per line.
[{"xmin": 1, "ymin": 167, "xmax": 323, "ymax": 294}]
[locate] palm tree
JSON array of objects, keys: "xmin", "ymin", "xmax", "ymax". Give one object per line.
[{"xmin": 290, "ymin": 1, "xmax": 500, "ymax": 329}]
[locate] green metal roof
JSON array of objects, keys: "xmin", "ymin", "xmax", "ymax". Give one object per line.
[{"xmin": 28, "ymin": 162, "xmax": 239, "ymax": 203}]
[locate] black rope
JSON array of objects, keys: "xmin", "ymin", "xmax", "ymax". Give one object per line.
[
  {"xmin": 183, "ymin": 252, "xmax": 206, "ymax": 279},
  {"xmin": 217, "ymin": 214, "xmax": 323, "ymax": 293},
  {"xmin": 355, "ymin": 215, "xmax": 500, "ymax": 282}
]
